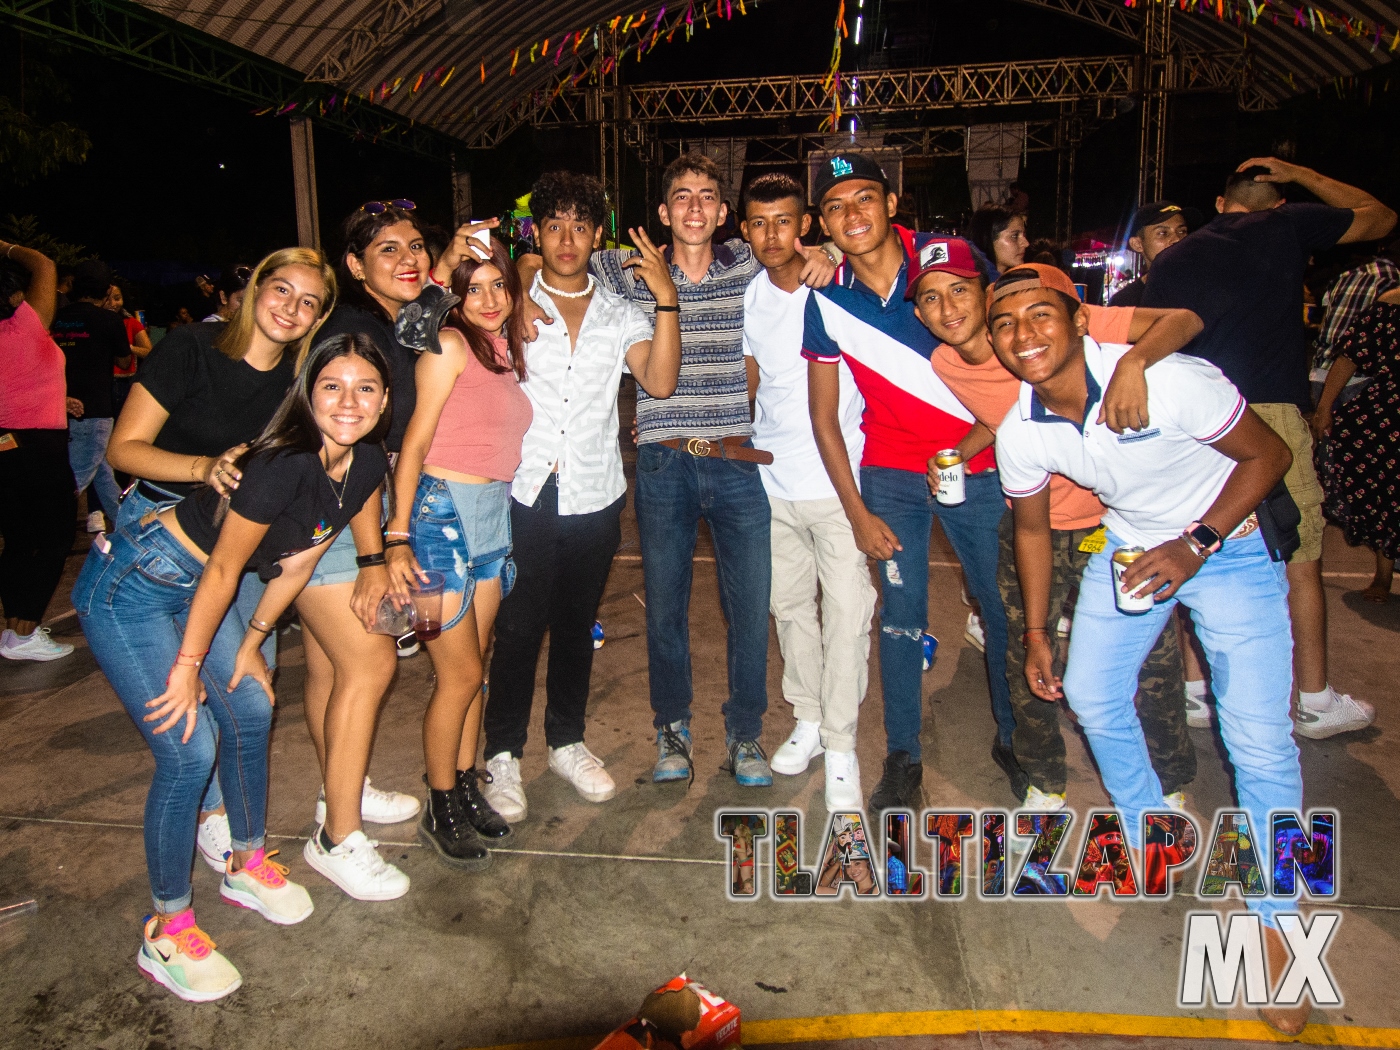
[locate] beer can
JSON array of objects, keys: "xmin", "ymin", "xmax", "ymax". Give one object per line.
[
  {"xmin": 591, "ymin": 620, "xmax": 605, "ymax": 649},
  {"xmin": 934, "ymin": 449, "xmax": 966, "ymax": 506},
  {"xmin": 1111, "ymin": 546, "xmax": 1155, "ymax": 613},
  {"xmin": 922, "ymin": 632, "xmax": 939, "ymax": 671}
]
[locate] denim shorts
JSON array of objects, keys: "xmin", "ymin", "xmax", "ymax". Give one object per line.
[
  {"xmin": 410, "ymin": 475, "xmax": 515, "ymax": 631},
  {"xmin": 305, "ymin": 489, "xmax": 393, "ymax": 588}
]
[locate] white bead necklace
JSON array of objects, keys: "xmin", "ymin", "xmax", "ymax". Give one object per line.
[{"xmin": 538, "ymin": 275, "xmax": 596, "ymax": 299}]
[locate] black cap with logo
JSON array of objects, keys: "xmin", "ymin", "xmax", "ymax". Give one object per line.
[{"xmin": 813, "ymin": 152, "xmax": 890, "ymax": 205}]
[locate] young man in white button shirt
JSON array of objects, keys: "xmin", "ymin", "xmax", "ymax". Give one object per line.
[
  {"xmin": 991, "ymin": 265, "xmax": 1310, "ymax": 1038},
  {"xmin": 482, "ymin": 172, "xmax": 681, "ymax": 822},
  {"xmin": 740, "ymin": 173, "xmax": 876, "ymax": 809}
]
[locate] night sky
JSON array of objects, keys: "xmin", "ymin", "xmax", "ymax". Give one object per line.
[{"xmin": 4, "ymin": 0, "xmax": 1397, "ymax": 316}]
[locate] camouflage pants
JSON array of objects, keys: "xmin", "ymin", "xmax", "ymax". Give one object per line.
[{"xmin": 997, "ymin": 513, "xmax": 1196, "ymax": 795}]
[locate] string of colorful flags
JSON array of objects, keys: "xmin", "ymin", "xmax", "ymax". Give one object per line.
[
  {"xmin": 251, "ymin": 0, "xmax": 1400, "ymax": 138},
  {"xmin": 1127, "ymin": 0, "xmax": 1400, "ymax": 53},
  {"xmin": 251, "ymin": 0, "xmax": 758, "ymax": 131}
]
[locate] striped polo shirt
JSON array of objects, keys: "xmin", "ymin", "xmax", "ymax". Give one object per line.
[
  {"xmin": 801, "ymin": 225, "xmax": 992, "ymax": 476},
  {"xmin": 591, "ymin": 238, "xmax": 757, "ymax": 444}
]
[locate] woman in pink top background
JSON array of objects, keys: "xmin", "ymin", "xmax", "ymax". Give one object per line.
[{"xmin": 385, "ymin": 236, "xmax": 531, "ymax": 870}]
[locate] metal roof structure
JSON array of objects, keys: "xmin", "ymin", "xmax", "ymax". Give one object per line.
[{"xmin": 120, "ymin": 0, "xmax": 1397, "ymax": 150}]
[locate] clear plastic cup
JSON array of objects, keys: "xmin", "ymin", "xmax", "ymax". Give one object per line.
[
  {"xmin": 368, "ymin": 595, "xmax": 416, "ymax": 636},
  {"xmin": 410, "ymin": 570, "xmax": 446, "ymax": 642}
]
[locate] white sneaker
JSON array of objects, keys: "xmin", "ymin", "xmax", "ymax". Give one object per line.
[
  {"xmin": 964, "ymin": 612, "xmax": 985, "ymax": 653},
  {"xmin": 823, "ymin": 750, "xmax": 862, "ymax": 809},
  {"xmin": 86, "ymin": 510, "xmax": 106, "ymax": 533},
  {"xmin": 1, "ymin": 627, "xmax": 75, "ymax": 662},
  {"xmin": 1162, "ymin": 791, "xmax": 1187, "ymax": 812},
  {"xmin": 548, "ymin": 742, "xmax": 616, "ymax": 803},
  {"xmin": 196, "ymin": 811, "xmax": 231, "ymax": 872},
  {"xmin": 770, "ymin": 719, "xmax": 824, "ymax": 775},
  {"xmin": 302, "ymin": 828, "xmax": 408, "ymax": 901},
  {"xmin": 1022, "ymin": 785, "xmax": 1067, "ymax": 811},
  {"xmin": 483, "ymin": 752, "xmax": 527, "ymax": 823},
  {"xmin": 1294, "ymin": 691, "xmax": 1376, "ymax": 740},
  {"xmin": 314, "ymin": 777, "xmax": 420, "ymax": 825},
  {"xmin": 1184, "ymin": 686, "xmax": 1213, "ymax": 728}
]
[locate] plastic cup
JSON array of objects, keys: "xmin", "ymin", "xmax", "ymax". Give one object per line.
[
  {"xmin": 368, "ymin": 595, "xmax": 416, "ymax": 636},
  {"xmin": 411, "ymin": 570, "xmax": 446, "ymax": 642}
]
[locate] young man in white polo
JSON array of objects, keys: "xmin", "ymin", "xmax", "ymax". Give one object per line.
[
  {"xmin": 990, "ymin": 264, "xmax": 1310, "ymax": 1037},
  {"xmin": 740, "ymin": 172, "xmax": 875, "ymax": 809}
]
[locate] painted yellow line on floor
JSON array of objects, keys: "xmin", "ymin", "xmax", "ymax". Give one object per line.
[{"xmin": 466, "ymin": 1010, "xmax": 1400, "ymax": 1049}]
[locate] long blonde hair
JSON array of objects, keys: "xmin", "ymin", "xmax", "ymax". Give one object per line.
[{"xmin": 215, "ymin": 247, "xmax": 338, "ymax": 369}]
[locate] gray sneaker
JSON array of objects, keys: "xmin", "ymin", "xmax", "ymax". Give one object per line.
[
  {"xmin": 723, "ymin": 737, "xmax": 773, "ymax": 787},
  {"xmin": 654, "ymin": 721, "xmax": 694, "ymax": 784}
]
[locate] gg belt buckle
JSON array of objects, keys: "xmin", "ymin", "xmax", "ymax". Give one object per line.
[{"xmin": 685, "ymin": 437, "xmax": 712, "ymax": 457}]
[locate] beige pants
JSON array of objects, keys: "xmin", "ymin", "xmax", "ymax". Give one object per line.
[
  {"xmin": 768, "ymin": 494, "xmax": 877, "ymax": 753},
  {"xmin": 1251, "ymin": 402, "xmax": 1325, "ymax": 563}
]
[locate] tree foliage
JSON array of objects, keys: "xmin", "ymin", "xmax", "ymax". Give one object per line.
[
  {"xmin": 0, "ymin": 213, "xmax": 93, "ymax": 266},
  {"xmin": 0, "ymin": 95, "xmax": 91, "ymax": 187}
]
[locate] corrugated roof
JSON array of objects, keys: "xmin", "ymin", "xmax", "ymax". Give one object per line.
[{"xmin": 132, "ymin": 0, "xmax": 1398, "ymax": 145}]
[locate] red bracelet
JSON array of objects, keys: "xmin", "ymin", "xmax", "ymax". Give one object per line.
[
  {"xmin": 174, "ymin": 649, "xmax": 208, "ymax": 667},
  {"xmin": 426, "ymin": 271, "xmax": 447, "ymax": 288}
]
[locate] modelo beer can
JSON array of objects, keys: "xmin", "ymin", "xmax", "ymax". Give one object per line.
[
  {"xmin": 935, "ymin": 449, "xmax": 965, "ymax": 506},
  {"xmin": 1111, "ymin": 546, "xmax": 1155, "ymax": 614}
]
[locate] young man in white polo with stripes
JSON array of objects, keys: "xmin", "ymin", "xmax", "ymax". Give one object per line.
[
  {"xmin": 990, "ymin": 264, "xmax": 1310, "ymax": 1037},
  {"xmin": 740, "ymin": 172, "xmax": 876, "ymax": 809}
]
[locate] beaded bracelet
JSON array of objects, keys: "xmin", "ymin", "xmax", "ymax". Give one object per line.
[{"xmin": 384, "ymin": 530, "xmax": 411, "ymax": 539}]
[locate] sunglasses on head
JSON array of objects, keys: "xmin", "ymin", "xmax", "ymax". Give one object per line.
[
  {"xmin": 359, "ymin": 199, "xmax": 417, "ymax": 215},
  {"xmin": 232, "ymin": 265, "xmax": 253, "ymax": 282}
]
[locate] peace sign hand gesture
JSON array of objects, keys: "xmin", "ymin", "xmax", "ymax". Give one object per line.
[{"xmin": 620, "ymin": 227, "xmax": 679, "ymax": 309}]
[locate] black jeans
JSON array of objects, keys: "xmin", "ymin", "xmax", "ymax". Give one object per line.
[
  {"xmin": 484, "ymin": 478, "xmax": 624, "ymax": 758},
  {"xmin": 0, "ymin": 429, "xmax": 77, "ymax": 623}
]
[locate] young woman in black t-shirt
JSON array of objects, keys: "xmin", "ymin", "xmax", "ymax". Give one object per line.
[
  {"xmin": 72, "ymin": 335, "xmax": 392, "ymax": 1003},
  {"xmin": 105, "ymin": 246, "xmax": 336, "ymax": 871},
  {"xmin": 294, "ymin": 203, "xmax": 499, "ymax": 899}
]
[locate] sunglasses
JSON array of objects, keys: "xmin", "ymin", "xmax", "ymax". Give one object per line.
[
  {"xmin": 232, "ymin": 265, "xmax": 253, "ymax": 282},
  {"xmin": 359, "ymin": 199, "xmax": 417, "ymax": 215}
]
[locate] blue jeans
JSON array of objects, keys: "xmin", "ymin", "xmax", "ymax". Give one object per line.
[
  {"xmin": 1063, "ymin": 528, "xmax": 1299, "ymax": 926},
  {"xmin": 69, "ymin": 416, "xmax": 122, "ymax": 519},
  {"xmin": 635, "ymin": 442, "xmax": 771, "ymax": 741},
  {"xmin": 73, "ymin": 514, "xmax": 273, "ymax": 913},
  {"xmin": 860, "ymin": 466, "xmax": 1013, "ymax": 760}
]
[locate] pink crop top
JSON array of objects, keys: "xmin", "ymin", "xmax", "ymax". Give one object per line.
[{"xmin": 424, "ymin": 334, "xmax": 532, "ymax": 482}]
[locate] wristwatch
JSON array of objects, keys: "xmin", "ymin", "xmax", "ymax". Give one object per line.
[{"xmin": 1181, "ymin": 520, "xmax": 1223, "ymax": 560}]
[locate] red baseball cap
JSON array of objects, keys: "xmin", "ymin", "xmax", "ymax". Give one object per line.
[
  {"xmin": 905, "ymin": 237, "xmax": 983, "ymax": 299},
  {"xmin": 986, "ymin": 263, "xmax": 1082, "ymax": 319}
]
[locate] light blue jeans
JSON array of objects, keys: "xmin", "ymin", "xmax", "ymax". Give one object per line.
[
  {"xmin": 69, "ymin": 416, "xmax": 123, "ymax": 519},
  {"xmin": 1063, "ymin": 528, "xmax": 1300, "ymax": 926}
]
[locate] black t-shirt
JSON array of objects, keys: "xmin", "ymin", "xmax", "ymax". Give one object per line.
[
  {"xmin": 315, "ymin": 304, "xmax": 416, "ymax": 452},
  {"xmin": 52, "ymin": 301, "xmax": 129, "ymax": 418},
  {"xmin": 176, "ymin": 441, "xmax": 388, "ymax": 580},
  {"xmin": 1107, "ymin": 278, "xmax": 1145, "ymax": 308},
  {"xmin": 136, "ymin": 323, "xmax": 297, "ymax": 498},
  {"xmin": 1142, "ymin": 203, "xmax": 1353, "ymax": 408}
]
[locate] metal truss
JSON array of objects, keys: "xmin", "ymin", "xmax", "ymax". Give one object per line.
[
  {"xmin": 519, "ymin": 51, "xmax": 1253, "ymax": 133},
  {"xmin": 1138, "ymin": 0, "xmax": 1172, "ymax": 204},
  {"xmin": 306, "ymin": 0, "xmax": 442, "ymax": 84},
  {"xmin": 0, "ymin": 0, "xmax": 457, "ymax": 160},
  {"xmin": 663, "ymin": 120, "xmax": 1077, "ymax": 166}
]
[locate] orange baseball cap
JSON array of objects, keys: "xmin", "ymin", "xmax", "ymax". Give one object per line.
[{"xmin": 986, "ymin": 263, "xmax": 1082, "ymax": 320}]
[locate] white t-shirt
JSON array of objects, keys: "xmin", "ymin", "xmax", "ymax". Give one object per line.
[
  {"xmin": 743, "ymin": 271, "xmax": 864, "ymax": 502},
  {"xmin": 995, "ymin": 338, "xmax": 1248, "ymax": 549}
]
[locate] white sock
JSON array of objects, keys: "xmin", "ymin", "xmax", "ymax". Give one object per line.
[
  {"xmin": 1299, "ymin": 686, "xmax": 1336, "ymax": 713},
  {"xmin": 1184, "ymin": 679, "xmax": 1207, "ymax": 701}
]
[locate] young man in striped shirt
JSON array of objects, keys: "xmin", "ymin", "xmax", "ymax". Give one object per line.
[{"xmin": 588, "ymin": 153, "xmax": 836, "ymax": 786}]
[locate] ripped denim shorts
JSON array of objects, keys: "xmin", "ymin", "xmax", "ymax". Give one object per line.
[{"xmin": 409, "ymin": 474, "xmax": 515, "ymax": 632}]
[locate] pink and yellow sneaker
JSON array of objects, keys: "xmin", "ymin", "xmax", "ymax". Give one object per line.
[
  {"xmin": 137, "ymin": 911, "xmax": 242, "ymax": 1003},
  {"xmin": 220, "ymin": 849, "xmax": 314, "ymax": 926}
]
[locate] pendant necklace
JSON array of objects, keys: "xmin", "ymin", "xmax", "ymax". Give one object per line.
[
  {"xmin": 539, "ymin": 274, "xmax": 595, "ymax": 299},
  {"xmin": 325, "ymin": 450, "xmax": 353, "ymax": 509}
]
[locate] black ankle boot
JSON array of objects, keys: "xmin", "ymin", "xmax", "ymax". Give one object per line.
[
  {"xmin": 418, "ymin": 779, "xmax": 491, "ymax": 870},
  {"xmin": 455, "ymin": 768, "xmax": 512, "ymax": 841}
]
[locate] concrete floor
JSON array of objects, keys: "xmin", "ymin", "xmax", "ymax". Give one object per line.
[{"xmin": 3, "ymin": 394, "xmax": 1398, "ymax": 1050}]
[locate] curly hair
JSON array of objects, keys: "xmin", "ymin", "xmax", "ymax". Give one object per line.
[{"xmin": 530, "ymin": 170, "xmax": 609, "ymax": 229}]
